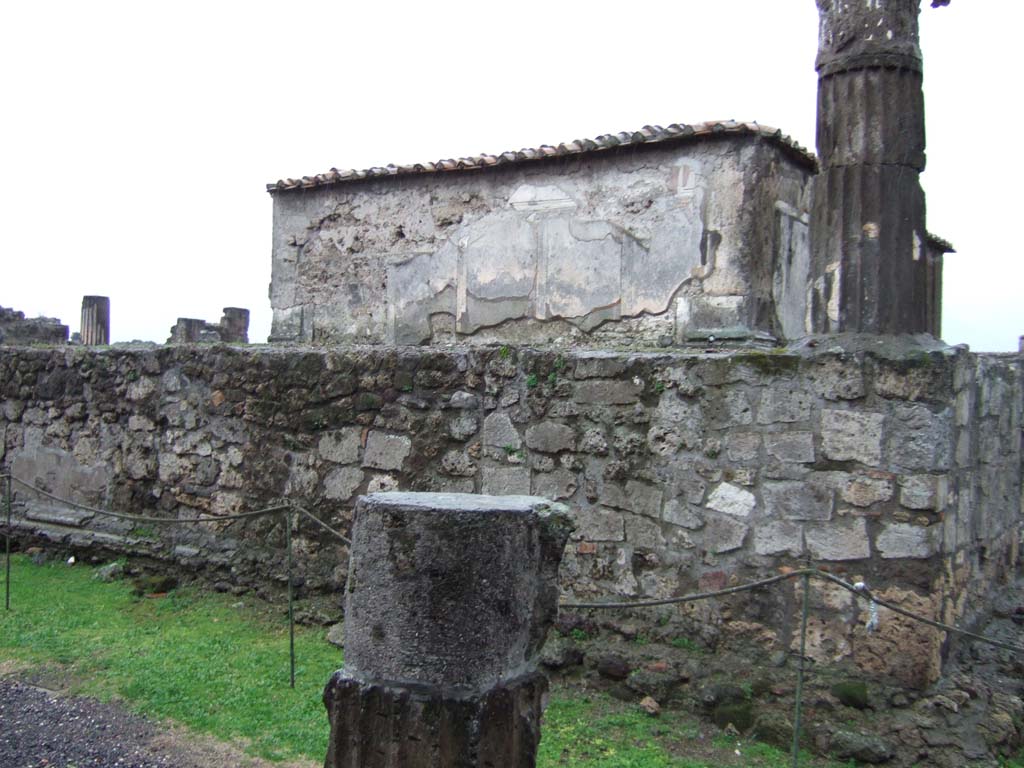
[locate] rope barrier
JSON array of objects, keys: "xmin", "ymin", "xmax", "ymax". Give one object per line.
[
  {"xmin": 5, "ymin": 469, "xmax": 1024, "ymax": 768},
  {"xmin": 292, "ymin": 504, "xmax": 352, "ymax": 546},
  {"xmin": 0, "ymin": 471, "xmax": 352, "ymax": 689},
  {"xmin": 561, "ymin": 567, "xmax": 1024, "ymax": 656},
  {"xmin": 6, "ymin": 475, "xmax": 293, "ymax": 523}
]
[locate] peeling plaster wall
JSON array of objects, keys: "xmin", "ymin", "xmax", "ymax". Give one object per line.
[
  {"xmin": 1, "ymin": 342, "xmax": 1020, "ymax": 687},
  {"xmin": 269, "ymin": 138, "xmax": 813, "ymax": 346}
]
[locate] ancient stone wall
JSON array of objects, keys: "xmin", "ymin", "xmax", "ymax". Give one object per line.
[
  {"xmin": 269, "ymin": 137, "xmax": 814, "ymax": 346},
  {"xmin": 1, "ymin": 341, "xmax": 1020, "ymax": 686},
  {"xmin": 0, "ymin": 306, "xmax": 68, "ymax": 346}
]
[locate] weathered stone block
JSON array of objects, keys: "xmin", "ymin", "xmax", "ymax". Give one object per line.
[
  {"xmin": 807, "ymin": 358, "xmax": 866, "ymax": 401},
  {"xmin": 753, "ymin": 520, "xmax": 804, "ymax": 556},
  {"xmin": 765, "ymin": 432, "xmax": 815, "ymax": 464},
  {"xmin": 361, "ymin": 432, "xmax": 411, "ymax": 470},
  {"xmin": 601, "ymin": 480, "xmax": 663, "ymax": 518},
  {"xmin": 806, "ymin": 517, "xmax": 869, "ymax": 561},
  {"xmin": 483, "ymin": 411, "xmax": 521, "ymax": 450},
  {"xmin": 625, "ymin": 515, "xmax": 664, "ymax": 549},
  {"xmin": 318, "ymin": 427, "xmax": 361, "ymax": 464},
  {"xmin": 705, "ymin": 389, "xmax": 753, "ymax": 428},
  {"xmin": 448, "ymin": 412, "xmax": 479, "ymax": 441},
  {"xmin": 573, "ymin": 380, "xmax": 642, "ymax": 405},
  {"xmin": 571, "ymin": 506, "xmax": 625, "ymax": 542},
  {"xmin": 323, "ymin": 466, "xmax": 364, "ymax": 501},
  {"xmin": 899, "ymin": 474, "xmax": 942, "ymax": 510},
  {"xmin": 573, "ymin": 353, "xmax": 628, "ymax": 380},
  {"xmin": 821, "ymin": 410, "xmax": 884, "ymax": 465},
  {"xmin": 524, "ymin": 422, "xmax": 575, "ymax": 453},
  {"xmin": 344, "ymin": 493, "xmax": 573, "ymax": 688},
  {"xmin": 441, "ymin": 449, "xmax": 477, "ymax": 477},
  {"xmin": 758, "ymin": 388, "xmax": 813, "ymax": 424},
  {"xmin": 706, "ymin": 482, "xmax": 756, "ymax": 518},
  {"xmin": 726, "ymin": 433, "xmax": 761, "ymax": 462},
  {"xmin": 481, "ymin": 466, "xmax": 531, "ymax": 496},
  {"xmin": 703, "ymin": 513, "xmax": 749, "ymax": 554},
  {"xmin": 888, "ymin": 404, "xmax": 953, "ymax": 471},
  {"xmin": 662, "ymin": 499, "xmax": 704, "ymax": 530},
  {"xmin": 840, "ymin": 474, "xmax": 893, "ymax": 508},
  {"xmin": 578, "ymin": 428, "xmax": 608, "ymax": 455},
  {"xmin": 876, "ymin": 522, "xmax": 940, "ymax": 559},
  {"xmin": 763, "ymin": 479, "xmax": 833, "ymax": 521},
  {"xmin": 532, "ymin": 468, "xmax": 578, "ymax": 501}
]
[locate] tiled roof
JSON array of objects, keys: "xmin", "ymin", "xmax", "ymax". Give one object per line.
[{"xmin": 267, "ymin": 120, "xmax": 816, "ymax": 193}]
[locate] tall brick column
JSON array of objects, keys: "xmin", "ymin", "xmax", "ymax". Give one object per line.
[
  {"xmin": 810, "ymin": 0, "xmax": 945, "ymax": 334},
  {"xmin": 80, "ymin": 296, "xmax": 110, "ymax": 345},
  {"xmin": 323, "ymin": 492, "xmax": 573, "ymax": 768}
]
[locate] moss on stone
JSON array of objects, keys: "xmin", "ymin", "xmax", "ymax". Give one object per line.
[
  {"xmin": 831, "ymin": 680, "xmax": 870, "ymax": 710},
  {"xmin": 732, "ymin": 350, "xmax": 801, "ymax": 376},
  {"xmin": 712, "ymin": 700, "xmax": 755, "ymax": 732}
]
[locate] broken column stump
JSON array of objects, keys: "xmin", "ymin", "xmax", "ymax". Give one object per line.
[{"xmin": 323, "ymin": 492, "xmax": 573, "ymax": 768}]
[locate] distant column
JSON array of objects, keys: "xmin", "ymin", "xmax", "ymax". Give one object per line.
[
  {"xmin": 1018, "ymin": 336, "xmax": 1023, "ymax": 355},
  {"xmin": 219, "ymin": 307, "xmax": 250, "ymax": 343},
  {"xmin": 323, "ymin": 492, "xmax": 573, "ymax": 768},
  {"xmin": 80, "ymin": 296, "xmax": 110, "ymax": 345}
]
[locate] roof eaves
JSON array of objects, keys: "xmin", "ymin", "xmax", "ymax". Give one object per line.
[{"xmin": 267, "ymin": 120, "xmax": 817, "ymax": 194}]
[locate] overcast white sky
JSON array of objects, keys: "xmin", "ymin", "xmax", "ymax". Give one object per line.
[{"xmin": 2, "ymin": 1, "xmax": 1021, "ymax": 351}]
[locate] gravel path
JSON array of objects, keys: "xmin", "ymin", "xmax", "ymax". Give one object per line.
[{"xmin": 0, "ymin": 678, "xmax": 315, "ymax": 768}]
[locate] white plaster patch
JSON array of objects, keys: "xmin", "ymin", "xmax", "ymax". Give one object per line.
[{"xmin": 509, "ymin": 184, "xmax": 577, "ymax": 212}]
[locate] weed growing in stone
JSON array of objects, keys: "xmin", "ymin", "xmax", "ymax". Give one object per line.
[{"xmin": 670, "ymin": 636, "xmax": 703, "ymax": 654}]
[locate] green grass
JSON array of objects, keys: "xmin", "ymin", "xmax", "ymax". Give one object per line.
[
  {"xmin": 0, "ymin": 554, "xmax": 337, "ymax": 761},
  {"xmin": 0, "ymin": 555, "xmax": 845, "ymax": 767}
]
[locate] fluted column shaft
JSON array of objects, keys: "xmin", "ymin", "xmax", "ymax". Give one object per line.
[{"xmin": 810, "ymin": 0, "xmax": 931, "ymax": 334}]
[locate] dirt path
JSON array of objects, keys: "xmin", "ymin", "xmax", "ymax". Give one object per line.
[{"xmin": 0, "ymin": 674, "xmax": 317, "ymax": 768}]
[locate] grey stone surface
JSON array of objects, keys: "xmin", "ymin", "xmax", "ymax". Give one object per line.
[
  {"xmin": 821, "ymin": 410, "xmax": 885, "ymax": 465},
  {"xmin": 362, "ymin": 432, "xmax": 411, "ymax": 471},
  {"xmin": 482, "ymin": 412, "xmax": 521, "ymax": 450},
  {"xmin": 704, "ymin": 513, "xmax": 749, "ymax": 554},
  {"xmin": 758, "ymin": 388, "xmax": 813, "ymax": 424},
  {"xmin": 806, "ymin": 517, "xmax": 870, "ymax": 561},
  {"xmin": 571, "ymin": 506, "xmax": 625, "ymax": 542},
  {"xmin": 754, "ymin": 520, "xmax": 804, "ymax": 556},
  {"xmin": 888, "ymin": 404, "xmax": 953, "ymax": 471},
  {"xmin": 840, "ymin": 474, "xmax": 894, "ymax": 508},
  {"xmin": 763, "ymin": 479, "xmax": 833, "ymax": 521},
  {"xmin": 447, "ymin": 412, "xmax": 479, "ymax": 441},
  {"xmin": 1, "ymin": 343, "xmax": 1019, "ymax": 693},
  {"xmin": 481, "ymin": 466, "xmax": 531, "ymax": 496},
  {"xmin": 765, "ymin": 432, "xmax": 815, "ymax": 464},
  {"xmin": 876, "ymin": 522, "xmax": 940, "ymax": 559},
  {"xmin": 663, "ymin": 499, "xmax": 704, "ymax": 530},
  {"xmin": 706, "ymin": 482, "xmax": 756, "ymax": 518},
  {"xmin": 343, "ymin": 492, "xmax": 573, "ymax": 689},
  {"xmin": 532, "ymin": 468, "xmax": 578, "ymax": 501},
  {"xmin": 899, "ymin": 474, "xmax": 942, "ymax": 510},
  {"xmin": 318, "ymin": 428, "xmax": 361, "ymax": 464},
  {"xmin": 524, "ymin": 422, "xmax": 575, "ymax": 454},
  {"xmin": 573, "ymin": 380, "xmax": 642, "ymax": 405}
]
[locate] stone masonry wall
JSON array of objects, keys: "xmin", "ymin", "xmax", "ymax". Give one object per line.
[
  {"xmin": 269, "ymin": 137, "xmax": 813, "ymax": 346},
  {"xmin": 0, "ymin": 306, "xmax": 69, "ymax": 346},
  {"xmin": 1, "ymin": 341, "xmax": 1020, "ymax": 687}
]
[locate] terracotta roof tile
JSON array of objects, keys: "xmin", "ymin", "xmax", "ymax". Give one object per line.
[{"xmin": 267, "ymin": 119, "xmax": 816, "ymax": 193}]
